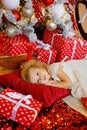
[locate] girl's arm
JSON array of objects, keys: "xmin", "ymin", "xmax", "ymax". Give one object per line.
[{"xmin": 46, "ymin": 65, "xmax": 72, "ymax": 89}]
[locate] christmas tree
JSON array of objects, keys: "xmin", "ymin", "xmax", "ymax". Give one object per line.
[
  {"xmin": 0, "ymin": 0, "xmax": 78, "ymax": 68},
  {"xmin": 0, "ymin": 0, "xmax": 77, "ymax": 40}
]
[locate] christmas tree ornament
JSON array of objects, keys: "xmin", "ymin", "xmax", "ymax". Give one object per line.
[
  {"xmin": 3, "ymin": 10, "xmax": 17, "ymax": 23},
  {"xmin": 0, "ymin": 22, "xmax": 6, "ymax": 31},
  {"xmin": 5, "ymin": 25, "xmax": 18, "ymax": 37},
  {"xmin": 1, "ymin": 0, "xmax": 20, "ymax": 9},
  {"xmin": 12, "ymin": 10, "xmax": 21, "ymax": 21},
  {"xmin": 22, "ymin": 6, "xmax": 34, "ymax": 18},
  {"xmin": 30, "ymin": 15, "xmax": 38, "ymax": 26},
  {"xmin": 47, "ymin": 2, "xmax": 75, "ymax": 37},
  {"xmin": 39, "ymin": 0, "xmax": 54, "ymax": 7},
  {"xmin": 46, "ymin": 20, "xmax": 57, "ymax": 31}
]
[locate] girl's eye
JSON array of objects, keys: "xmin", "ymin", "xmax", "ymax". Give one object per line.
[
  {"xmin": 37, "ymin": 80, "xmax": 39, "ymax": 83},
  {"xmin": 36, "ymin": 72, "xmax": 39, "ymax": 83},
  {"xmin": 37, "ymin": 72, "xmax": 39, "ymax": 75}
]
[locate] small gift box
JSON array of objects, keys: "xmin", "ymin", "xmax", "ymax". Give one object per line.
[
  {"xmin": 33, "ymin": 40, "xmax": 57, "ymax": 64},
  {"xmin": 0, "ymin": 88, "xmax": 43, "ymax": 128},
  {"xmin": 51, "ymin": 34, "xmax": 87, "ymax": 61},
  {"xmin": 1, "ymin": 34, "xmax": 30, "ymax": 56}
]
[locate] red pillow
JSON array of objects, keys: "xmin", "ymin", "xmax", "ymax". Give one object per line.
[{"xmin": 0, "ymin": 70, "xmax": 70, "ymax": 108}]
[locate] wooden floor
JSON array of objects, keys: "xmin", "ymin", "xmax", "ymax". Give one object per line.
[{"xmin": 0, "ymin": 65, "xmax": 16, "ymax": 75}]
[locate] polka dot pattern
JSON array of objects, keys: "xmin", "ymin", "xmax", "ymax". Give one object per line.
[
  {"xmin": 53, "ymin": 35, "xmax": 87, "ymax": 61},
  {"xmin": 0, "ymin": 88, "xmax": 43, "ymax": 128},
  {"xmin": 43, "ymin": 29, "xmax": 61, "ymax": 44},
  {"xmin": 43, "ymin": 30, "xmax": 87, "ymax": 62},
  {"xmin": 34, "ymin": 48, "xmax": 57, "ymax": 64},
  {"xmin": 2, "ymin": 34, "xmax": 30, "ymax": 56}
]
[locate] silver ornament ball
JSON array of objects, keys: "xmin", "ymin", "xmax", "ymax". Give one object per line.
[
  {"xmin": 5, "ymin": 25, "xmax": 18, "ymax": 37},
  {"xmin": 22, "ymin": 7, "xmax": 34, "ymax": 18},
  {"xmin": 46, "ymin": 20, "xmax": 57, "ymax": 31}
]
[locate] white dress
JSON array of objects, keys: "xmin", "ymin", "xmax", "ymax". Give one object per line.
[{"xmin": 48, "ymin": 59, "xmax": 87, "ymax": 99}]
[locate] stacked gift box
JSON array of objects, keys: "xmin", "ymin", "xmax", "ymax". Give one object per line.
[
  {"xmin": 0, "ymin": 33, "xmax": 57, "ymax": 65},
  {"xmin": 1, "ymin": 30, "xmax": 87, "ymax": 65},
  {"xmin": 51, "ymin": 34, "xmax": 87, "ymax": 61},
  {"xmin": 33, "ymin": 40, "xmax": 57, "ymax": 64},
  {"xmin": 43, "ymin": 30, "xmax": 87, "ymax": 62},
  {"xmin": 0, "ymin": 34, "xmax": 30, "ymax": 56}
]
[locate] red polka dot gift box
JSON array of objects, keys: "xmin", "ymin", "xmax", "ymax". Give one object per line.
[
  {"xmin": 43, "ymin": 29, "xmax": 61, "ymax": 45},
  {"xmin": 0, "ymin": 34, "xmax": 30, "ymax": 56},
  {"xmin": 33, "ymin": 40, "xmax": 57, "ymax": 64},
  {"xmin": 50, "ymin": 34, "xmax": 87, "ymax": 62},
  {"xmin": 0, "ymin": 88, "xmax": 43, "ymax": 128}
]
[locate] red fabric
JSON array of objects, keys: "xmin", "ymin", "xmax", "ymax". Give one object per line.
[
  {"xmin": 0, "ymin": 71, "xmax": 70, "ymax": 108},
  {"xmin": 0, "ymin": 88, "xmax": 43, "ymax": 128}
]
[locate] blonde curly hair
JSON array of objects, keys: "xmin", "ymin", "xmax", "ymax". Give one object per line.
[{"xmin": 20, "ymin": 59, "xmax": 48, "ymax": 82}]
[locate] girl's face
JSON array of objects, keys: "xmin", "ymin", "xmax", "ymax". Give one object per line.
[{"xmin": 27, "ymin": 67, "xmax": 51, "ymax": 84}]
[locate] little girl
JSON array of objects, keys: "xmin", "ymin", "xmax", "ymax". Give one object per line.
[{"xmin": 21, "ymin": 59, "xmax": 87, "ymax": 99}]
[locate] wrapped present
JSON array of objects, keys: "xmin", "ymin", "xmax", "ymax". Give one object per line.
[
  {"xmin": 0, "ymin": 44, "xmax": 4, "ymax": 56},
  {"xmin": 0, "ymin": 34, "xmax": 30, "ymax": 56},
  {"xmin": 43, "ymin": 28, "xmax": 61, "ymax": 45},
  {"xmin": 51, "ymin": 34, "xmax": 87, "ymax": 61},
  {"xmin": 0, "ymin": 88, "xmax": 43, "ymax": 128},
  {"xmin": 0, "ymin": 38, "xmax": 5, "ymax": 56},
  {"xmin": 33, "ymin": 40, "xmax": 57, "ymax": 64}
]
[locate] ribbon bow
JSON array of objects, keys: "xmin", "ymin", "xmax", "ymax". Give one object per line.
[
  {"xmin": 36, "ymin": 39, "xmax": 53, "ymax": 64},
  {"xmin": 37, "ymin": 39, "xmax": 51, "ymax": 50}
]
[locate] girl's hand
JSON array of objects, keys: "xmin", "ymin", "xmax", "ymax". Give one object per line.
[
  {"xmin": 39, "ymin": 80, "xmax": 50, "ymax": 84},
  {"xmin": 39, "ymin": 79, "xmax": 56, "ymax": 85},
  {"xmin": 45, "ymin": 80, "xmax": 59, "ymax": 86},
  {"xmin": 45, "ymin": 79, "xmax": 71, "ymax": 89}
]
